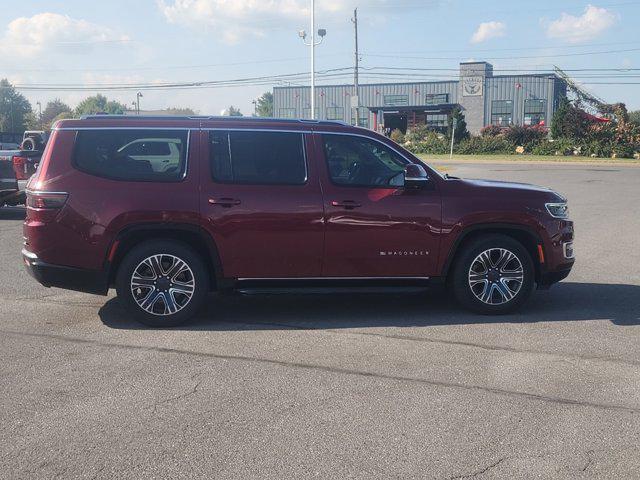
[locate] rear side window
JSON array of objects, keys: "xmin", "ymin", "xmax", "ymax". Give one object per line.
[
  {"xmin": 209, "ymin": 130, "xmax": 306, "ymax": 185},
  {"xmin": 73, "ymin": 129, "xmax": 189, "ymax": 182}
]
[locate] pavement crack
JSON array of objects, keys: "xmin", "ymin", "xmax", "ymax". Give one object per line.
[
  {"xmin": 449, "ymin": 457, "xmax": 508, "ymax": 479},
  {"xmin": 151, "ymin": 378, "xmax": 202, "ymax": 413},
  {"xmin": 3, "ymin": 329, "xmax": 640, "ymax": 415},
  {"xmin": 581, "ymin": 449, "xmax": 595, "ymax": 472}
]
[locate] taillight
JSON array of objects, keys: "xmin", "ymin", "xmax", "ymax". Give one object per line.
[
  {"xmin": 26, "ymin": 191, "xmax": 68, "ymax": 210},
  {"xmin": 13, "ymin": 156, "xmax": 28, "ymax": 180}
]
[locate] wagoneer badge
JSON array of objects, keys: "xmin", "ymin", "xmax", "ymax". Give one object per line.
[{"xmin": 380, "ymin": 251, "xmax": 429, "ymax": 256}]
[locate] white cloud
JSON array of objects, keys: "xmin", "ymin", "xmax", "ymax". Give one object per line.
[
  {"xmin": 0, "ymin": 13, "xmax": 129, "ymax": 58},
  {"xmin": 470, "ymin": 21, "xmax": 506, "ymax": 44},
  {"xmin": 545, "ymin": 5, "xmax": 617, "ymax": 44},
  {"xmin": 157, "ymin": 0, "xmax": 438, "ymax": 44}
]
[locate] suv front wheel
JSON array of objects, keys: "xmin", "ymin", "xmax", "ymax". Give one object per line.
[
  {"xmin": 115, "ymin": 240, "xmax": 208, "ymax": 327},
  {"xmin": 451, "ymin": 234, "xmax": 535, "ymax": 315}
]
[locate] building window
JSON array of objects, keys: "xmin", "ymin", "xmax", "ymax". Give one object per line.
[
  {"xmin": 425, "ymin": 93, "xmax": 449, "ymax": 105},
  {"xmin": 302, "ymin": 107, "xmax": 319, "ymax": 119},
  {"xmin": 326, "ymin": 107, "xmax": 344, "ymax": 121},
  {"xmin": 383, "ymin": 95, "xmax": 409, "ymax": 107},
  {"xmin": 425, "ymin": 114, "xmax": 448, "ymax": 128},
  {"xmin": 352, "ymin": 107, "xmax": 369, "ymax": 128},
  {"xmin": 209, "ymin": 131, "xmax": 307, "ymax": 185},
  {"xmin": 278, "ymin": 108, "xmax": 296, "ymax": 118},
  {"xmin": 524, "ymin": 99, "xmax": 546, "ymax": 126},
  {"xmin": 491, "ymin": 100, "xmax": 513, "ymax": 127}
]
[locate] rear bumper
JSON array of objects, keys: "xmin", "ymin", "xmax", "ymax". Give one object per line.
[{"xmin": 22, "ymin": 249, "xmax": 109, "ymax": 295}]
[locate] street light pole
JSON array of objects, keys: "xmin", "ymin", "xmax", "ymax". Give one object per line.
[
  {"xmin": 136, "ymin": 92, "xmax": 143, "ymax": 115},
  {"xmin": 310, "ymin": 0, "xmax": 315, "ymax": 119},
  {"xmin": 299, "ymin": 0, "xmax": 326, "ymax": 120}
]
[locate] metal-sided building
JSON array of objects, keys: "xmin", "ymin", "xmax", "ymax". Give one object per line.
[{"xmin": 273, "ymin": 61, "xmax": 568, "ymax": 135}]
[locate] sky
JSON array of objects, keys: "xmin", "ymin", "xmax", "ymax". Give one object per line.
[{"xmin": 1, "ymin": 0, "xmax": 639, "ymax": 115}]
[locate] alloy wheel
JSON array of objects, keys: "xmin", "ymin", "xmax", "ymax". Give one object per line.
[
  {"xmin": 130, "ymin": 254, "xmax": 196, "ymax": 316},
  {"xmin": 468, "ymin": 248, "xmax": 524, "ymax": 305}
]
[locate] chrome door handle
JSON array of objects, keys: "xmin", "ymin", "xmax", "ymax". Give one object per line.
[
  {"xmin": 331, "ymin": 200, "xmax": 362, "ymax": 210},
  {"xmin": 208, "ymin": 198, "xmax": 241, "ymax": 207}
]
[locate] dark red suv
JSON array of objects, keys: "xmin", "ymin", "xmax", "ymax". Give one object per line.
[{"xmin": 23, "ymin": 115, "xmax": 574, "ymax": 326}]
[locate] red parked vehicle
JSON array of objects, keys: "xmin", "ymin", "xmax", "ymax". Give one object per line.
[{"xmin": 23, "ymin": 115, "xmax": 574, "ymax": 327}]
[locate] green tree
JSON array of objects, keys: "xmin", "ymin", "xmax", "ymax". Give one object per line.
[
  {"xmin": 163, "ymin": 107, "xmax": 197, "ymax": 115},
  {"xmin": 0, "ymin": 79, "xmax": 32, "ymax": 133},
  {"xmin": 226, "ymin": 106, "xmax": 243, "ymax": 117},
  {"xmin": 551, "ymin": 97, "xmax": 571, "ymax": 139},
  {"xmin": 255, "ymin": 92, "xmax": 273, "ymax": 117},
  {"xmin": 40, "ymin": 99, "xmax": 72, "ymax": 129},
  {"xmin": 74, "ymin": 94, "xmax": 126, "ymax": 116},
  {"xmin": 447, "ymin": 106, "xmax": 469, "ymax": 143},
  {"xmin": 629, "ymin": 110, "xmax": 640, "ymax": 126}
]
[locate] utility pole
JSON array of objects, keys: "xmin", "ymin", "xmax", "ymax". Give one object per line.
[{"xmin": 352, "ymin": 8, "xmax": 359, "ymax": 125}]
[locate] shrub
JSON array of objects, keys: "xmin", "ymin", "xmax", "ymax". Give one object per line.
[
  {"xmin": 503, "ymin": 125, "xmax": 548, "ymax": 149},
  {"xmin": 455, "ymin": 136, "xmax": 515, "ymax": 155},
  {"xmin": 480, "ymin": 125, "xmax": 503, "ymax": 137},
  {"xmin": 405, "ymin": 130, "xmax": 449, "ymax": 155},
  {"xmin": 390, "ymin": 129, "xmax": 405, "ymax": 144},
  {"xmin": 404, "ymin": 125, "xmax": 432, "ymax": 143},
  {"xmin": 531, "ymin": 138, "xmax": 574, "ymax": 156}
]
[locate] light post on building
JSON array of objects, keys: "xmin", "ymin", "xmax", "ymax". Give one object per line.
[{"xmin": 298, "ymin": 0, "xmax": 326, "ymax": 120}]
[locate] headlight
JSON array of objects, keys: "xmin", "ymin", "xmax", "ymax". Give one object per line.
[{"xmin": 545, "ymin": 202, "xmax": 569, "ymax": 219}]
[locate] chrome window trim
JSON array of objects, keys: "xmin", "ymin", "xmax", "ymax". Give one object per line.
[
  {"xmin": 54, "ymin": 127, "xmax": 194, "ymax": 131},
  {"xmin": 203, "ymin": 127, "xmax": 312, "ymax": 134}
]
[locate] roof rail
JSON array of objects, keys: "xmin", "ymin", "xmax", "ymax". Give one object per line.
[{"xmin": 79, "ymin": 114, "xmax": 350, "ymax": 126}]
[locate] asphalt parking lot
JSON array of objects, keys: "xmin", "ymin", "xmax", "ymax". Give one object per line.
[{"xmin": 1, "ymin": 162, "xmax": 639, "ymax": 479}]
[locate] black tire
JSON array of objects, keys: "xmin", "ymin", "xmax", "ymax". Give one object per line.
[
  {"xmin": 115, "ymin": 240, "xmax": 208, "ymax": 327},
  {"xmin": 451, "ymin": 234, "xmax": 535, "ymax": 315}
]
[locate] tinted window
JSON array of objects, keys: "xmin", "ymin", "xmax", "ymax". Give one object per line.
[
  {"xmin": 323, "ymin": 134, "xmax": 407, "ymax": 188},
  {"xmin": 210, "ymin": 131, "xmax": 306, "ymax": 185},
  {"xmin": 73, "ymin": 129, "xmax": 188, "ymax": 182}
]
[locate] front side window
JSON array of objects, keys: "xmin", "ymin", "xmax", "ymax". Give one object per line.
[
  {"xmin": 323, "ymin": 134, "xmax": 407, "ymax": 188},
  {"xmin": 491, "ymin": 100, "xmax": 513, "ymax": 126},
  {"xmin": 73, "ymin": 129, "xmax": 188, "ymax": 182},
  {"xmin": 210, "ymin": 130, "xmax": 306, "ymax": 185}
]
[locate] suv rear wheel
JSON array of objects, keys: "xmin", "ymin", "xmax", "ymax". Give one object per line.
[
  {"xmin": 451, "ymin": 234, "xmax": 535, "ymax": 315},
  {"xmin": 115, "ymin": 240, "xmax": 208, "ymax": 327}
]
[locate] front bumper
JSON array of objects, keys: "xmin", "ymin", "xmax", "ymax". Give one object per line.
[{"xmin": 22, "ymin": 249, "xmax": 109, "ymax": 295}]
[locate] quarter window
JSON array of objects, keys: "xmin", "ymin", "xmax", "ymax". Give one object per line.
[
  {"xmin": 323, "ymin": 134, "xmax": 407, "ymax": 188},
  {"xmin": 524, "ymin": 99, "xmax": 546, "ymax": 126},
  {"xmin": 73, "ymin": 129, "xmax": 188, "ymax": 182},
  {"xmin": 209, "ymin": 130, "xmax": 307, "ymax": 185},
  {"xmin": 491, "ymin": 100, "xmax": 513, "ymax": 127}
]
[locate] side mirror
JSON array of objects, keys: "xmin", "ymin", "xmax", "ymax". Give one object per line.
[{"xmin": 404, "ymin": 163, "xmax": 429, "ymax": 189}]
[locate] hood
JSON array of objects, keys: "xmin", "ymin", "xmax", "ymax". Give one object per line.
[{"xmin": 450, "ymin": 177, "xmax": 566, "ymax": 201}]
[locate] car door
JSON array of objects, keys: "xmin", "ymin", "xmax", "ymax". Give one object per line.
[
  {"xmin": 315, "ymin": 132, "xmax": 442, "ymax": 278},
  {"xmin": 199, "ymin": 128, "xmax": 325, "ymax": 279}
]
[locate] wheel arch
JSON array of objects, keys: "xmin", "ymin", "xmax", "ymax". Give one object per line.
[
  {"xmin": 442, "ymin": 223, "xmax": 544, "ymax": 283},
  {"xmin": 106, "ymin": 223, "xmax": 223, "ymax": 291}
]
